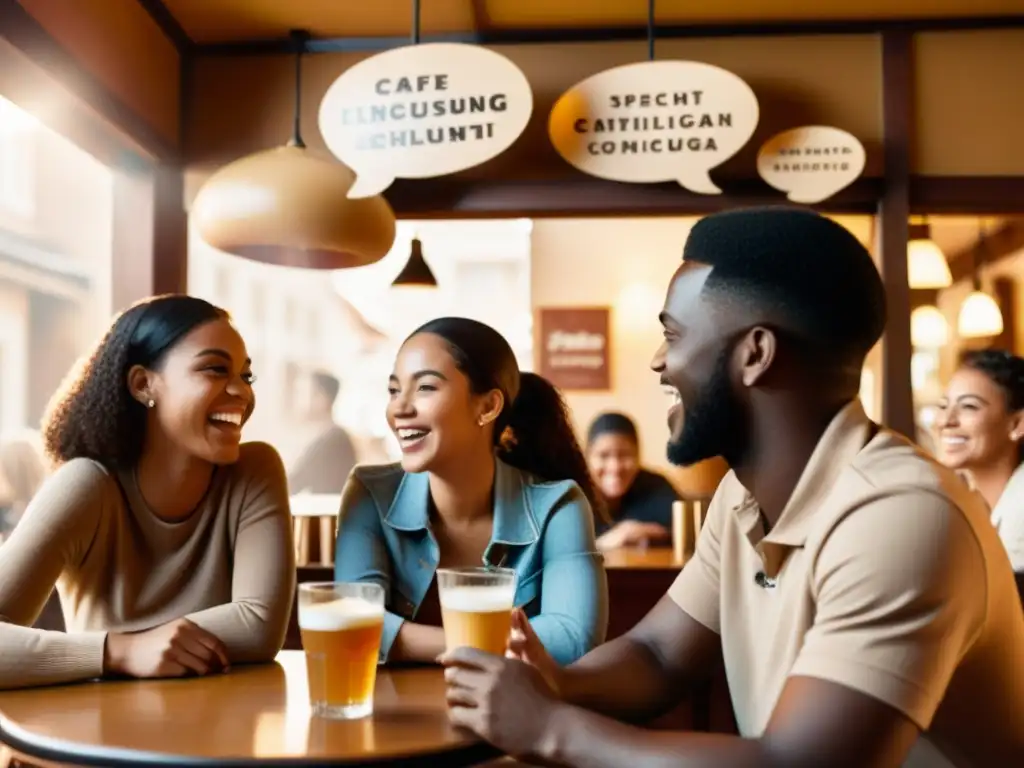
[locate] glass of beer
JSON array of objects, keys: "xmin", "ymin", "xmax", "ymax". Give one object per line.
[
  {"xmin": 297, "ymin": 582, "xmax": 385, "ymax": 720},
  {"xmin": 436, "ymin": 567, "xmax": 517, "ymax": 655}
]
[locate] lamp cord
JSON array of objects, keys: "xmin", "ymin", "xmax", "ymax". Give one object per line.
[
  {"xmin": 289, "ymin": 30, "xmax": 307, "ymax": 148},
  {"xmin": 647, "ymin": 0, "xmax": 656, "ymax": 61}
]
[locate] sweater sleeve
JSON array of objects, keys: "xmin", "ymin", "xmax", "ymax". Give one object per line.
[
  {"xmin": 0, "ymin": 460, "xmax": 110, "ymax": 690},
  {"xmin": 185, "ymin": 443, "xmax": 297, "ymax": 663}
]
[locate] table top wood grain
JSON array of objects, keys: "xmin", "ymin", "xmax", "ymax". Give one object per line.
[{"xmin": 0, "ymin": 652, "xmax": 498, "ymax": 767}]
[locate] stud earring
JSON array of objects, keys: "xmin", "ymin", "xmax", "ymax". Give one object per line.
[{"xmin": 147, "ymin": 399, "xmax": 155, "ymax": 409}]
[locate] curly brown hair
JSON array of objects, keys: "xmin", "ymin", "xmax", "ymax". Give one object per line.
[{"xmin": 41, "ymin": 295, "xmax": 228, "ymax": 469}]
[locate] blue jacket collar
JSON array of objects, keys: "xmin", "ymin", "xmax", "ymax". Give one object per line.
[{"xmin": 383, "ymin": 457, "xmax": 540, "ymax": 546}]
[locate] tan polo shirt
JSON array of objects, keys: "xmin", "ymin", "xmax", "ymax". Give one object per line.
[{"xmin": 669, "ymin": 400, "xmax": 1024, "ymax": 766}]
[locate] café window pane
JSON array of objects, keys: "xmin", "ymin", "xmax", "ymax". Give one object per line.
[{"xmin": 0, "ymin": 97, "xmax": 36, "ymax": 219}]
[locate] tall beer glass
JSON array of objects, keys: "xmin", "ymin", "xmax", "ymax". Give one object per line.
[
  {"xmin": 298, "ymin": 582, "xmax": 384, "ymax": 719},
  {"xmin": 436, "ymin": 567, "xmax": 516, "ymax": 655}
]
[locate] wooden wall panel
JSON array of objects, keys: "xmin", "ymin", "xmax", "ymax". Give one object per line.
[
  {"xmin": 17, "ymin": 0, "xmax": 181, "ymax": 148},
  {"xmin": 914, "ymin": 29, "xmax": 1024, "ymax": 175}
]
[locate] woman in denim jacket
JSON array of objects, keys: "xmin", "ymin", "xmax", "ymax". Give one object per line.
[{"xmin": 334, "ymin": 317, "xmax": 608, "ymax": 665}]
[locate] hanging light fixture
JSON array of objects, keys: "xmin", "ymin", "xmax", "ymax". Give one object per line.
[
  {"xmin": 391, "ymin": 236, "xmax": 437, "ymax": 288},
  {"xmin": 910, "ymin": 305, "xmax": 949, "ymax": 348},
  {"xmin": 957, "ymin": 224, "xmax": 1004, "ymax": 339},
  {"xmin": 386, "ymin": 4, "xmax": 437, "ymax": 291},
  {"xmin": 191, "ymin": 30, "xmax": 396, "ymax": 270},
  {"xmin": 958, "ymin": 292, "xmax": 1003, "ymax": 338},
  {"xmin": 907, "ymin": 222, "xmax": 952, "ymax": 289}
]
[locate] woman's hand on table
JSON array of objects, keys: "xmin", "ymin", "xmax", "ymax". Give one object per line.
[
  {"xmin": 596, "ymin": 520, "xmax": 670, "ymax": 551},
  {"xmin": 104, "ymin": 618, "xmax": 230, "ymax": 679}
]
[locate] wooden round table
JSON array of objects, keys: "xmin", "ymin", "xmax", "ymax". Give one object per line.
[{"xmin": 0, "ymin": 652, "xmax": 500, "ymax": 767}]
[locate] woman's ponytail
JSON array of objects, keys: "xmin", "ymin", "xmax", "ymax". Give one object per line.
[{"xmin": 497, "ymin": 372, "xmax": 607, "ymax": 523}]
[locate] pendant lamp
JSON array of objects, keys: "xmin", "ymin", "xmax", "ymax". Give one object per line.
[
  {"xmin": 191, "ymin": 31, "xmax": 396, "ymax": 270},
  {"xmin": 958, "ymin": 291, "xmax": 1003, "ymax": 338},
  {"xmin": 391, "ymin": 237, "xmax": 437, "ymax": 288},
  {"xmin": 957, "ymin": 225, "xmax": 1004, "ymax": 339},
  {"xmin": 907, "ymin": 223, "xmax": 952, "ymax": 289},
  {"xmin": 910, "ymin": 305, "xmax": 949, "ymax": 349}
]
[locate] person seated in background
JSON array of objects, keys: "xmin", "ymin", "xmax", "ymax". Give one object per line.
[
  {"xmin": 937, "ymin": 349, "xmax": 1024, "ymax": 574},
  {"xmin": 335, "ymin": 317, "xmax": 608, "ymax": 666},
  {"xmin": 440, "ymin": 208, "xmax": 1024, "ymax": 767},
  {"xmin": 288, "ymin": 370, "xmax": 358, "ymax": 495},
  {"xmin": 586, "ymin": 412, "xmax": 680, "ymax": 550},
  {"xmin": 0, "ymin": 432, "xmax": 47, "ymax": 541},
  {"xmin": 0, "ymin": 295, "xmax": 295, "ymax": 691}
]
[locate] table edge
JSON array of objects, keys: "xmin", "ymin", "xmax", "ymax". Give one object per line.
[{"xmin": 0, "ymin": 713, "xmax": 501, "ymax": 768}]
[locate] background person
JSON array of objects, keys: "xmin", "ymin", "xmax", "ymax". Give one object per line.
[
  {"xmin": 585, "ymin": 412, "xmax": 680, "ymax": 550},
  {"xmin": 936, "ymin": 348, "xmax": 1024, "ymax": 572}
]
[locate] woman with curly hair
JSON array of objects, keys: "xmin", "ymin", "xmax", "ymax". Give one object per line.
[
  {"xmin": 937, "ymin": 348, "xmax": 1024, "ymax": 572},
  {"xmin": 335, "ymin": 317, "xmax": 608, "ymax": 665},
  {"xmin": 0, "ymin": 295, "xmax": 295, "ymax": 690}
]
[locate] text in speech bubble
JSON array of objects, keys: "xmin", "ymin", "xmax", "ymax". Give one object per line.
[
  {"xmin": 548, "ymin": 61, "xmax": 759, "ymax": 195},
  {"xmin": 318, "ymin": 43, "xmax": 533, "ymax": 199},
  {"xmin": 757, "ymin": 126, "xmax": 866, "ymax": 204}
]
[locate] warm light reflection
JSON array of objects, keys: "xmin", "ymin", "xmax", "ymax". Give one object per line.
[
  {"xmin": 616, "ymin": 281, "xmax": 663, "ymax": 335},
  {"xmin": 0, "ymin": 96, "xmax": 40, "ymax": 131},
  {"xmin": 958, "ymin": 291, "xmax": 1004, "ymax": 338},
  {"xmin": 907, "ymin": 238, "xmax": 952, "ymax": 288},
  {"xmin": 910, "ymin": 305, "xmax": 949, "ymax": 348}
]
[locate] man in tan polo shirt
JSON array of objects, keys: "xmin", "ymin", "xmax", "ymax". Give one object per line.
[{"xmin": 441, "ymin": 208, "xmax": 1024, "ymax": 767}]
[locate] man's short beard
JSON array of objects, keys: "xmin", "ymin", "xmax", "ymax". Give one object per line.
[{"xmin": 666, "ymin": 343, "xmax": 747, "ymax": 467}]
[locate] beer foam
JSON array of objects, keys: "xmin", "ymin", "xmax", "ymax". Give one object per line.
[
  {"xmin": 298, "ymin": 596, "xmax": 384, "ymax": 631},
  {"xmin": 439, "ymin": 585, "xmax": 515, "ymax": 613}
]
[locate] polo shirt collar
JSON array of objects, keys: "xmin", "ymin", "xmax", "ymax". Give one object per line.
[{"xmin": 733, "ymin": 399, "xmax": 876, "ymax": 551}]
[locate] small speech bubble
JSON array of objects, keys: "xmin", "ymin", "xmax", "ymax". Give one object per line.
[
  {"xmin": 548, "ymin": 61, "xmax": 759, "ymax": 195},
  {"xmin": 757, "ymin": 126, "xmax": 866, "ymax": 204},
  {"xmin": 318, "ymin": 43, "xmax": 533, "ymax": 199}
]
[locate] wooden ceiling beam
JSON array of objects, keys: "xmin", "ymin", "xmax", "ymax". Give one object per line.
[
  {"xmin": 382, "ymin": 176, "xmax": 883, "ymax": 218},
  {"xmin": 948, "ymin": 220, "xmax": 1024, "ymax": 283},
  {"xmin": 0, "ymin": 0, "xmax": 177, "ymax": 164},
  {"xmin": 193, "ymin": 15, "xmax": 1024, "ymax": 56},
  {"xmin": 134, "ymin": 0, "xmax": 193, "ymax": 54}
]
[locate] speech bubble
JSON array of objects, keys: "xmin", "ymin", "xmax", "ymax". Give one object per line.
[
  {"xmin": 318, "ymin": 43, "xmax": 533, "ymax": 199},
  {"xmin": 548, "ymin": 61, "xmax": 759, "ymax": 195},
  {"xmin": 757, "ymin": 126, "xmax": 866, "ymax": 204}
]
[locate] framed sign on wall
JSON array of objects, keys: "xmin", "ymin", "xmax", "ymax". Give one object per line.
[{"xmin": 536, "ymin": 307, "xmax": 611, "ymax": 391}]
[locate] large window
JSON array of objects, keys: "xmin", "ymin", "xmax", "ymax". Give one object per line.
[
  {"xmin": 0, "ymin": 96, "xmax": 114, "ymax": 536},
  {"xmin": 0, "ymin": 98, "xmax": 37, "ymax": 220}
]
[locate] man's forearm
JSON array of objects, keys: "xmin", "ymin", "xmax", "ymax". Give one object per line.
[
  {"xmin": 538, "ymin": 702, "xmax": 764, "ymax": 768},
  {"xmin": 560, "ymin": 635, "xmax": 696, "ymax": 722}
]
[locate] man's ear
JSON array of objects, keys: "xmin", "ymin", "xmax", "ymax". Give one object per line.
[{"xmin": 736, "ymin": 327, "xmax": 778, "ymax": 387}]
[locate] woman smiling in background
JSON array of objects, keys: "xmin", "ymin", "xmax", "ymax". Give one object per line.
[
  {"xmin": 937, "ymin": 349, "xmax": 1024, "ymax": 572},
  {"xmin": 586, "ymin": 412, "xmax": 680, "ymax": 551}
]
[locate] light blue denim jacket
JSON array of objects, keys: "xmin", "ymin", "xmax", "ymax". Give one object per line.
[{"xmin": 333, "ymin": 458, "xmax": 608, "ymax": 666}]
